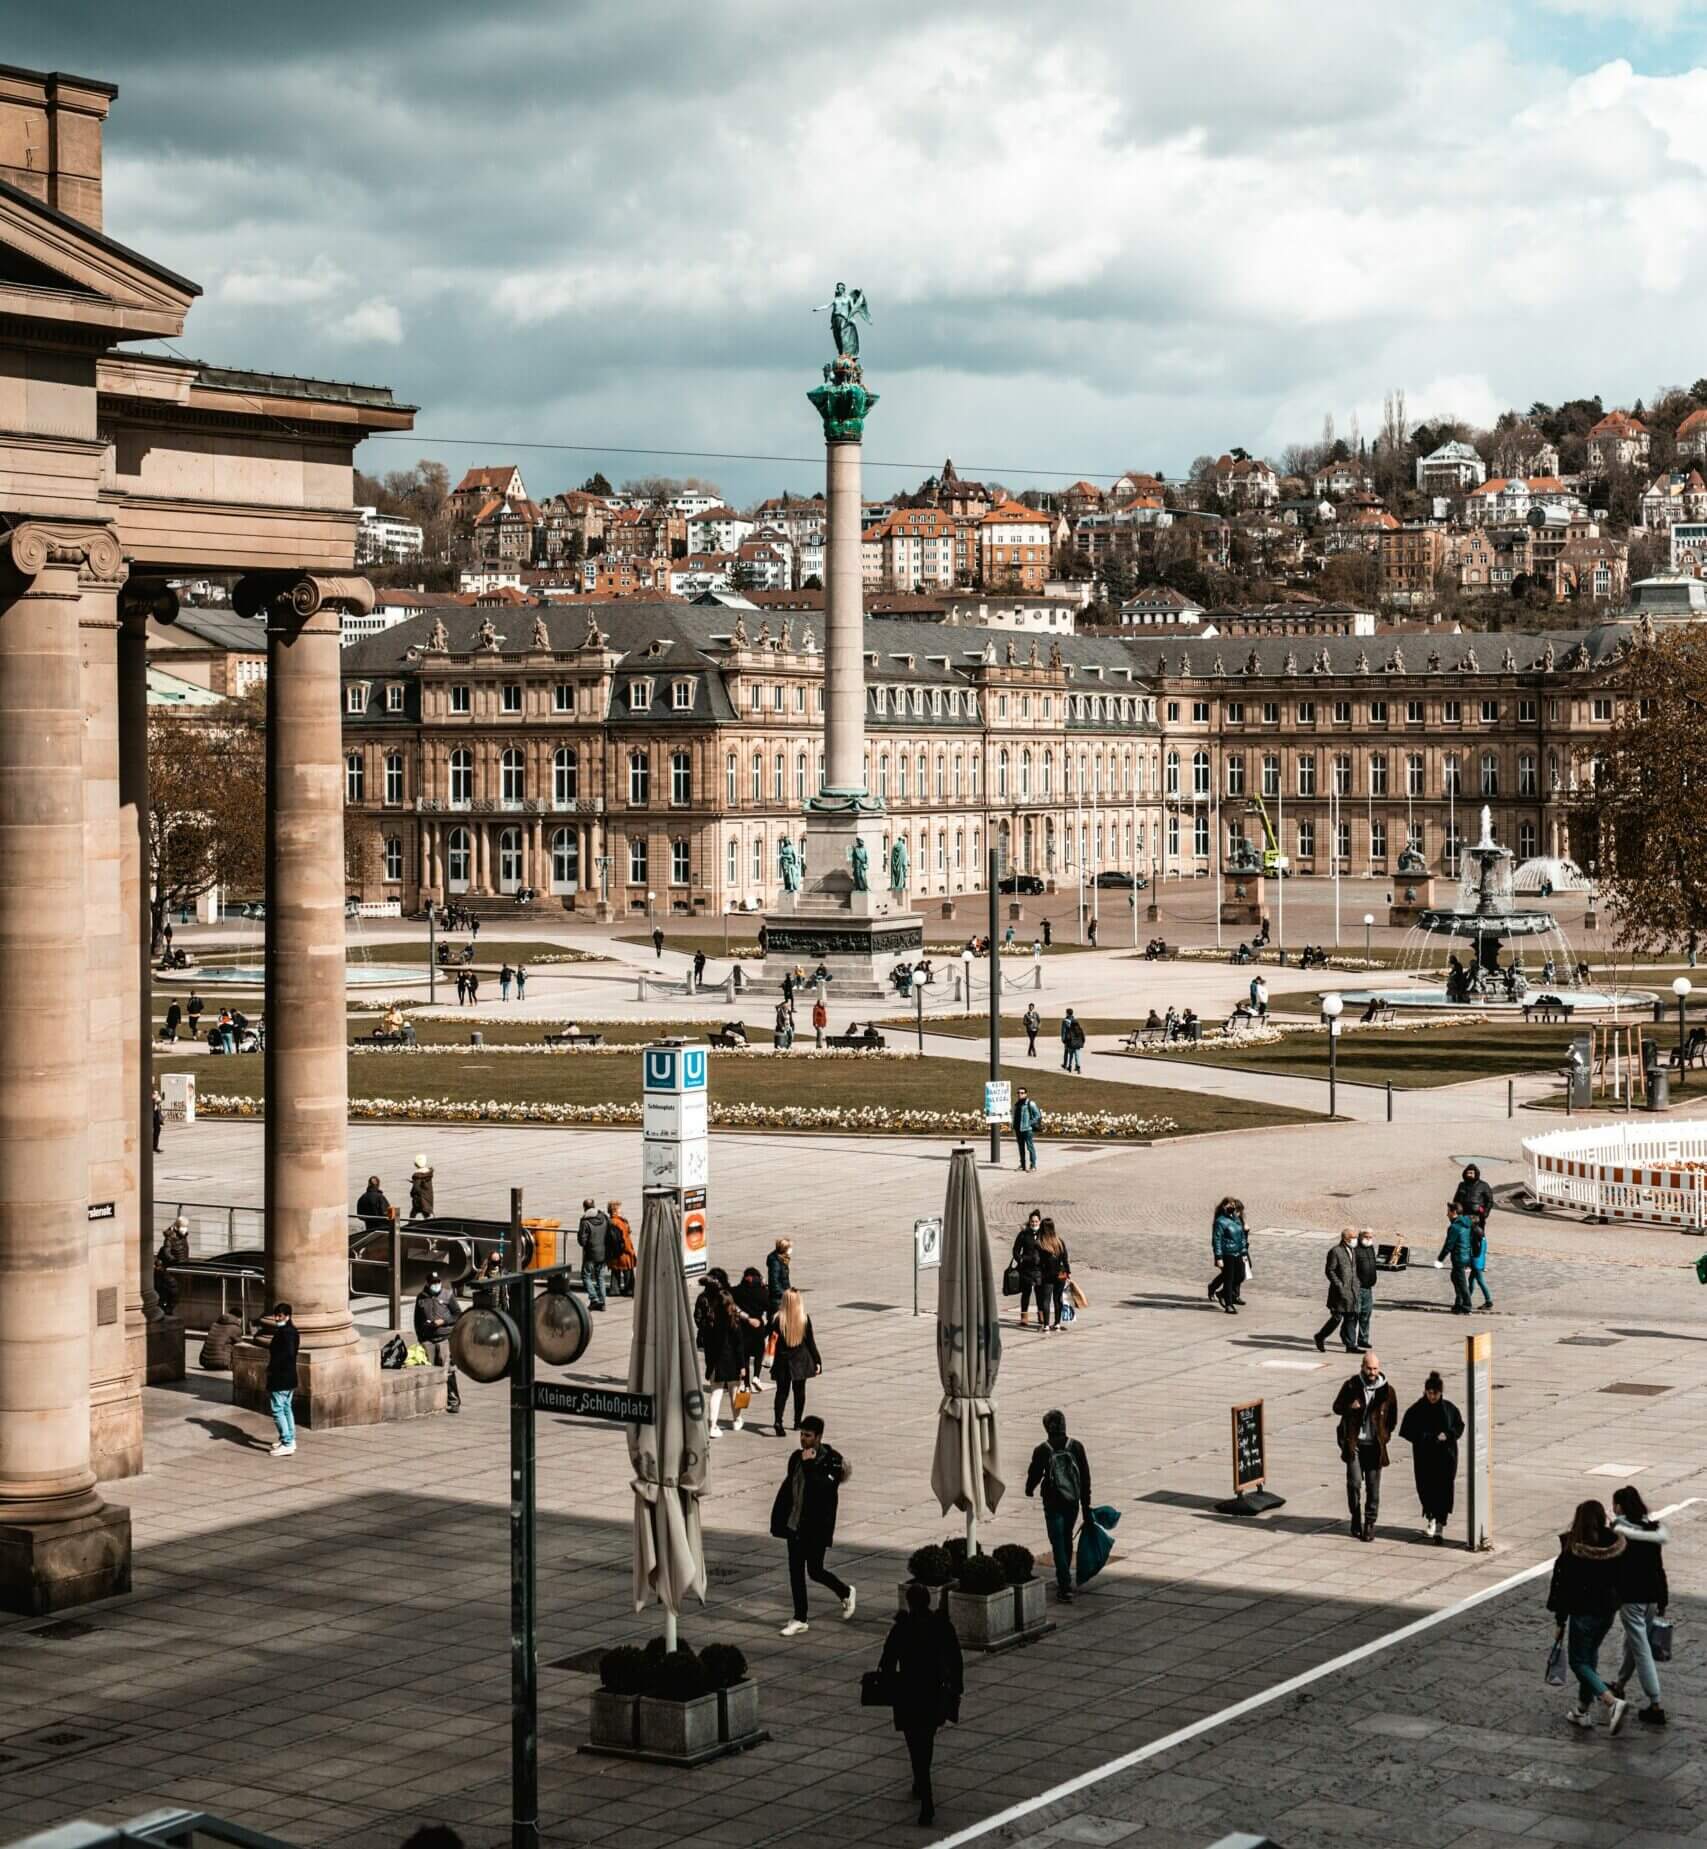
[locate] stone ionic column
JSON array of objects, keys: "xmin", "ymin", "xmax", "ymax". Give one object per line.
[
  {"xmin": 80, "ymin": 573, "xmax": 142, "ymax": 1481},
  {"xmin": 235, "ymin": 574, "xmax": 379, "ymax": 1429},
  {"xmin": 823, "ymin": 438, "xmax": 868, "ymax": 799},
  {"xmin": 0, "ymin": 522, "xmax": 131, "ymax": 1614}
]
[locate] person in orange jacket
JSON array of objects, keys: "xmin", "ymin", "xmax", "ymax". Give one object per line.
[
  {"xmin": 811, "ymin": 995, "xmax": 828, "ymax": 1048},
  {"xmin": 606, "ymin": 1198, "xmax": 636, "ymax": 1298}
]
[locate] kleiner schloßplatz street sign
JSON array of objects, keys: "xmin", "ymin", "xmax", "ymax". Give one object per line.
[{"xmin": 531, "ymin": 1382, "xmax": 654, "ymax": 1424}]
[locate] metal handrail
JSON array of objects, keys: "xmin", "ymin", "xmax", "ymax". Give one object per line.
[{"xmin": 6, "ymin": 1807, "xmax": 297, "ymax": 1847}]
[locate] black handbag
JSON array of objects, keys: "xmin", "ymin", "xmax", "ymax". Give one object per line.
[
  {"xmin": 861, "ymin": 1670, "xmax": 898, "ymax": 1708},
  {"xmin": 1001, "ymin": 1262, "xmax": 1023, "ymax": 1298}
]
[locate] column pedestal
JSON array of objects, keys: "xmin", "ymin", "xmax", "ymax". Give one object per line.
[
  {"xmin": 761, "ymin": 809, "xmax": 922, "ymax": 997},
  {"xmin": 230, "ymin": 1339, "xmax": 379, "ymax": 1429},
  {"xmin": 1389, "ymin": 873, "xmax": 1437, "ymax": 927},
  {"xmin": 0, "ymin": 1507, "xmax": 131, "ymax": 1618},
  {"xmin": 1220, "ymin": 869, "xmax": 1266, "ymax": 928}
]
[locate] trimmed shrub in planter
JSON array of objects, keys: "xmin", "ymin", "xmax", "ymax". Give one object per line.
[
  {"xmin": 590, "ymin": 1645, "xmax": 646, "ymax": 1749},
  {"xmin": 636, "ymin": 1647, "xmax": 719, "ymax": 1759},
  {"xmin": 899, "ymin": 1541, "xmax": 955, "ymax": 1612},
  {"xmin": 948, "ymin": 1549, "xmax": 1018, "ymax": 1650},
  {"xmin": 992, "ymin": 1544, "xmax": 1034, "ymax": 1584},
  {"xmin": 700, "ymin": 1643, "xmax": 760, "ymax": 1743},
  {"xmin": 994, "ymin": 1546, "xmax": 1046, "ymax": 1633}
]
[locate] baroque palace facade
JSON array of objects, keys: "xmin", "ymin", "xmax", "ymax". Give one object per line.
[{"xmin": 341, "ymin": 602, "xmax": 1634, "ymax": 914}]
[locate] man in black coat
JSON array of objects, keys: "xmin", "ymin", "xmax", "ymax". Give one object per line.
[
  {"xmin": 771, "ymin": 1415, "xmax": 855, "ymax": 1635},
  {"xmin": 261, "ymin": 1302, "xmax": 301, "ymax": 1457},
  {"xmin": 1332, "ymin": 1350, "xmax": 1398, "ymax": 1541},
  {"xmin": 1025, "ymin": 1409, "xmax": 1092, "ymax": 1602},
  {"xmin": 355, "ymin": 1175, "xmax": 392, "ymax": 1233},
  {"xmin": 413, "ymin": 1271, "xmax": 462, "ymax": 1412},
  {"xmin": 1452, "ymin": 1164, "xmax": 1494, "ymax": 1224}
]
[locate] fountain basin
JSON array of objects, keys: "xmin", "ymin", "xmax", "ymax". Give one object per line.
[
  {"xmin": 1342, "ymin": 985, "xmax": 1654, "ymax": 1013},
  {"xmin": 1525, "ymin": 1120, "xmax": 1707, "ymax": 1228},
  {"xmin": 162, "ymin": 963, "xmax": 427, "ymax": 988}
]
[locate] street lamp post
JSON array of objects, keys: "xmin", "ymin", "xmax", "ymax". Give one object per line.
[
  {"xmin": 1363, "ymin": 912, "xmax": 1374, "ymax": 960},
  {"xmin": 1321, "ymin": 991, "xmax": 1344, "ymax": 1118},
  {"xmin": 961, "ymin": 947, "xmax": 973, "ymax": 1016},
  {"xmin": 1673, "ymin": 976, "xmax": 1692, "ymax": 1084}
]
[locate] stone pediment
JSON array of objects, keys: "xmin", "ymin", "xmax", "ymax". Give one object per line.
[{"xmin": 0, "ymin": 178, "xmax": 197, "ymax": 337}]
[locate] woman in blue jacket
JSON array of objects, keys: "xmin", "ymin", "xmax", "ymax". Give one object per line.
[{"xmin": 1208, "ymin": 1197, "xmax": 1250, "ymax": 1312}]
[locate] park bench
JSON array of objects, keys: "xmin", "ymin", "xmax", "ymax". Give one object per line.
[
  {"xmin": 1357, "ymin": 1001, "xmax": 1397, "ymax": 1027},
  {"xmin": 708, "ymin": 1027, "xmax": 750, "ymax": 1049},
  {"xmin": 1669, "ymin": 1027, "xmax": 1707, "ymax": 1071},
  {"xmin": 1522, "ymin": 997, "xmax": 1573, "ymax": 1023},
  {"xmin": 359, "ymin": 1028, "xmax": 416, "ymax": 1049},
  {"xmin": 543, "ymin": 1030, "xmax": 605, "ymax": 1048},
  {"xmin": 827, "ymin": 1024, "xmax": 885, "ymax": 1050},
  {"xmin": 1121, "ymin": 1025, "xmax": 1166, "ymax": 1050}
]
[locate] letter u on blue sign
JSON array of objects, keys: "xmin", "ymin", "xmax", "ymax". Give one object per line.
[
  {"xmin": 683, "ymin": 1048, "xmax": 707, "ymax": 1090},
  {"xmin": 644, "ymin": 1050, "xmax": 677, "ymax": 1091}
]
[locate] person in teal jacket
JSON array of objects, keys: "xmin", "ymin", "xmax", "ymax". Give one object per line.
[
  {"xmin": 1467, "ymin": 1217, "xmax": 1493, "ymax": 1309},
  {"xmin": 1207, "ymin": 1197, "xmax": 1250, "ymax": 1313},
  {"xmin": 1436, "ymin": 1207, "xmax": 1475, "ymax": 1315}
]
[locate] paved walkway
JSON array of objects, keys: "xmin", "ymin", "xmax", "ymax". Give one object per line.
[{"xmin": 7, "ymin": 1111, "xmax": 1704, "ymax": 1847}]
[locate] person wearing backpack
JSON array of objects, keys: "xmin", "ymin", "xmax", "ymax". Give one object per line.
[
  {"xmin": 577, "ymin": 1198, "xmax": 612, "ymax": 1310},
  {"xmin": 1060, "ymin": 1008, "xmax": 1084, "ymax": 1073},
  {"xmin": 1025, "ymin": 1409, "xmax": 1092, "ymax": 1603},
  {"xmin": 1011, "ymin": 1087, "xmax": 1042, "ymax": 1171}
]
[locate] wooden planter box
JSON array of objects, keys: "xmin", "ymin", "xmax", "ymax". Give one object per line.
[
  {"xmin": 636, "ymin": 1692, "xmax": 720, "ymax": 1760},
  {"xmin": 948, "ymin": 1584, "xmax": 1018, "ymax": 1651},
  {"xmin": 1015, "ymin": 1577, "xmax": 1048, "ymax": 1633},
  {"xmin": 716, "ymin": 1678, "xmax": 761, "ymax": 1743},
  {"xmin": 588, "ymin": 1689, "xmax": 638, "ymax": 1751}
]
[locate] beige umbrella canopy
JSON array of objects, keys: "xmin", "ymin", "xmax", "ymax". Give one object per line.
[
  {"xmin": 627, "ymin": 1192, "xmax": 708, "ymax": 1630},
  {"xmin": 930, "ymin": 1146, "xmax": 1005, "ymax": 1548}
]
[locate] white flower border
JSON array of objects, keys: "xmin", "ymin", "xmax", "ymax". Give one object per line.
[{"xmin": 348, "ymin": 1041, "xmax": 921, "ymax": 1060}]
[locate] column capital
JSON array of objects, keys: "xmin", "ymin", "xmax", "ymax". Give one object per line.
[
  {"xmin": 118, "ymin": 577, "xmax": 179, "ymax": 633},
  {"xmin": 2, "ymin": 518, "xmax": 124, "ymax": 591},
  {"xmin": 233, "ymin": 572, "xmax": 375, "ymax": 635}
]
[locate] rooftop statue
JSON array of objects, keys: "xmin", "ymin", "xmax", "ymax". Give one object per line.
[
  {"xmin": 813, "ymin": 282, "xmax": 871, "ymax": 362},
  {"xmin": 532, "ymin": 614, "xmax": 550, "ymax": 650},
  {"xmin": 427, "ymin": 617, "xmax": 449, "ymax": 653}
]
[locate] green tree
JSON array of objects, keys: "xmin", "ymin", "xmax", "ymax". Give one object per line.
[{"xmin": 148, "ymin": 687, "xmax": 267, "ymax": 946}]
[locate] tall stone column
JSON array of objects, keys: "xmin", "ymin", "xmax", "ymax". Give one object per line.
[
  {"xmin": 80, "ymin": 575, "xmax": 142, "ymax": 1479},
  {"xmin": 233, "ymin": 574, "xmax": 379, "ymax": 1429},
  {"xmin": 0, "ymin": 522, "xmax": 131, "ymax": 1614},
  {"xmin": 823, "ymin": 438, "xmax": 867, "ymax": 800}
]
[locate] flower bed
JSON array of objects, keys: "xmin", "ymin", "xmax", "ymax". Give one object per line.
[
  {"xmin": 348, "ymin": 1041, "xmax": 922, "ymax": 1060},
  {"xmin": 196, "ymin": 1091, "xmax": 1179, "ymax": 1139}
]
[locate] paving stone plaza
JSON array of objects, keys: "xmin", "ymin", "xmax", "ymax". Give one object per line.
[{"xmin": 2, "ymin": 887, "xmax": 1703, "ymax": 1849}]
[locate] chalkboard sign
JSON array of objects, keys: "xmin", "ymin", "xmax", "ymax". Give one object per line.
[{"xmin": 1231, "ymin": 1399, "xmax": 1267, "ymax": 1494}]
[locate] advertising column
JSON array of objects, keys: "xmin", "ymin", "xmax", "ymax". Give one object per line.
[{"xmin": 642, "ymin": 1041, "xmax": 710, "ymax": 1276}]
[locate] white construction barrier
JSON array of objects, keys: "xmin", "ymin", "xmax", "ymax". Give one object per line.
[{"xmin": 1523, "ymin": 1119, "xmax": 1707, "ymax": 1228}]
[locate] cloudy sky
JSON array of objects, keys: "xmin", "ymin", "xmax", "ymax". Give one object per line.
[{"xmin": 21, "ymin": 1, "xmax": 1707, "ymax": 502}]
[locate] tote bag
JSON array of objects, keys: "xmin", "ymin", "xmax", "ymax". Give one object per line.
[
  {"xmin": 1074, "ymin": 1504, "xmax": 1121, "ymax": 1586},
  {"xmin": 1545, "ymin": 1636, "xmax": 1568, "ymax": 1687}
]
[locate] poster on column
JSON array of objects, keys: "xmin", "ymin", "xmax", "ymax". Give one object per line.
[
  {"xmin": 642, "ymin": 1136, "xmax": 710, "ymax": 1191},
  {"xmin": 681, "ymin": 1186, "xmax": 708, "ymax": 1277}
]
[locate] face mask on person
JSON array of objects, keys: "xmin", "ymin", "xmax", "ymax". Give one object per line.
[{"xmin": 428, "ymin": 1283, "xmax": 441, "ymax": 1296}]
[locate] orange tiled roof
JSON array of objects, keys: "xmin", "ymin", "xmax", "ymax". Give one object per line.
[
  {"xmin": 1589, "ymin": 410, "xmax": 1647, "ymax": 437},
  {"xmin": 1678, "ymin": 407, "xmax": 1707, "ymax": 438},
  {"xmin": 453, "ymin": 465, "xmax": 520, "ymax": 494}
]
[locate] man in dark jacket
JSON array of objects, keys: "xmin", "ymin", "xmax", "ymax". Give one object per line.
[
  {"xmin": 577, "ymin": 1199, "xmax": 611, "ymax": 1310},
  {"xmin": 1436, "ymin": 1206, "xmax": 1475, "ymax": 1314},
  {"xmin": 261, "ymin": 1302, "xmax": 301, "ymax": 1457},
  {"xmin": 356, "ymin": 1175, "xmax": 392, "ymax": 1233},
  {"xmin": 651, "ymin": 924, "xmax": 665, "ymax": 959},
  {"xmin": 771, "ymin": 1415, "xmax": 855, "ymax": 1635},
  {"xmin": 1452, "ymin": 1163, "xmax": 1494, "ymax": 1224},
  {"xmin": 1314, "ymin": 1227, "xmax": 1361, "ymax": 1352},
  {"xmin": 1012, "ymin": 1089, "xmax": 1041, "ymax": 1171},
  {"xmin": 413, "ymin": 1271, "xmax": 462, "ymax": 1412},
  {"xmin": 1353, "ymin": 1229, "xmax": 1379, "ymax": 1351},
  {"xmin": 1025, "ymin": 1409, "xmax": 1092, "ymax": 1602},
  {"xmin": 1332, "ymin": 1351, "xmax": 1398, "ymax": 1541}
]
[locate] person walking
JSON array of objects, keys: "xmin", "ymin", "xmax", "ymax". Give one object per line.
[
  {"xmin": 811, "ymin": 994, "xmax": 828, "ymax": 1049},
  {"xmin": 186, "ymin": 990, "xmax": 204, "ymax": 1037},
  {"xmin": 606, "ymin": 1199, "xmax": 635, "ymax": 1297},
  {"xmin": 1012, "ymin": 1087, "xmax": 1041, "ymax": 1171},
  {"xmin": 1609, "ymin": 1485, "xmax": 1669, "ymax": 1726},
  {"xmin": 1012, "ymin": 1209, "xmax": 1044, "ymax": 1328},
  {"xmin": 1025, "ymin": 1408, "xmax": 1092, "ymax": 1602},
  {"xmin": 651, "ymin": 924, "xmax": 664, "ymax": 959},
  {"xmin": 1087, "ymin": 914, "xmax": 1098, "ymax": 948},
  {"xmin": 1399, "ymin": 1370, "xmax": 1463, "ymax": 1542},
  {"xmin": 161, "ymin": 999, "xmax": 181, "ymax": 1043},
  {"xmin": 467, "ymin": 968, "xmax": 480, "ymax": 1004},
  {"xmin": 699, "ymin": 1278, "xmax": 759, "ymax": 1437},
  {"xmin": 515, "ymin": 963, "xmax": 527, "ymax": 1000},
  {"xmin": 1042, "ymin": 917, "xmax": 1053, "ymax": 948},
  {"xmin": 499, "ymin": 962, "xmax": 513, "ymax": 1001},
  {"xmin": 1034, "ymin": 1217, "xmax": 1071, "ymax": 1331},
  {"xmin": 1353, "ymin": 1229, "xmax": 1379, "ymax": 1350},
  {"xmin": 878, "ymin": 1583, "xmax": 963, "ymax": 1826},
  {"xmin": 770, "ymin": 1413, "xmax": 854, "ymax": 1635},
  {"xmin": 1208, "ymin": 1197, "xmax": 1249, "ymax": 1312},
  {"xmin": 774, "ymin": 1000, "xmax": 794, "ymax": 1050},
  {"xmin": 577, "ymin": 1197, "xmax": 611, "ymax": 1310},
  {"xmin": 766, "ymin": 1236, "xmax": 793, "ymax": 1311},
  {"xmin": 261, "ymin": 1302, "xmax": 300, "ymax": 1458},
  {"xmin": 408, "ymin": 1154, "xmax": 435, "ymax": 1221},
  {"xmin": 1060, "ymin": 1008, "xmax": 1084, "ymax": 1072},
  {"xmin": 412, "ymin": 1270, "xmax": 462, "ymax": 1413},
  {"xmin": 1467, "ymin": 1216, "xmax": 1493, "ymax": 1310},
  {"xmin": 1452, "ymin": 1162, "xmax": 1493, "ymax": 1224},
  {"xmin": 1547, "ymin": 1500, "xmax": 1630, "ymax": 1734},
  {"xmin": 152, "ymin": 1087, "xmax": 164, "ymax": 1155},
  {"xmin": 1022, "ymin": 1002, "xmax": 1040, "ymax": 1058},
  {"xmin": 454, "ymin": 968, "xmax": 467, "ymax": 1006},
  {"xmin": 768, "ymin": 1287, "xmax": 820, "ymax": 1434},
  {"xmin": 692, "ymin": 948, "xmax": 707, "ymax": 990},
  {"xmin": 1333, "ymin": 1349, "xmax": 1397, "ymax": 1541},
  {"xmin": 1314, "ymin": 1227, "xmax": 1360, "ymax": 1353},
  {"xmin": 1250, "ymin": 974, "xmax": 1269, "ymax": 1019},
  {"xmin": 733, "ymin": 1264, "xmax": 770, "ymax": 1389},
  {"xmin": 355, "ymin": 1175, "xmax": 392, "ymax": 1233},
  {"xmin": 1436, "ymin": 1203, "xmax": 1475, "ymax": 1314}
]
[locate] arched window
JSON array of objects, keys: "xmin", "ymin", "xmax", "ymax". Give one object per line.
[
  {"xmin": 936, "ymin": 752, "xmax": 946, "ymax": 800},
  {"xmin": 345, "ymin": 752, "xmax": 364, "ymax": 803},
  {"xmin": 879, "ymin": 753, "xmax": 891, "ymax": 801},
  {"xmin": 816, "ymin": 752, "xmax": 825, "ymax": 792},
  {"xmin": 1191, "ymin": 749, "xmax": 1209, "ymax": 798},
  {"xmin": 1407, "ymin": 753, "xmax": 1425, "ymax": 797},
  {"xmin": 751, "ymin": 751, "xmax": 762, "ymax": 801},
  {"xmin": 1480, "ymin": 751, "xmax": 1499, "ymax": 796},
  {"xmin": 726, "ymin": 837, "xmax": 738, "ymax": 886},
  {"xmin": 550, "ymin": 827, "xmax": 580, "ymax": 892},
  {"xmin": 447, "ymin": 825, "xmax": 471, "ymax": 892},
  {"xmin": 726, "ymin": 752, "xmax": 738, "ymax": 805},
  {"xmin": 498, "ymin": 826, "xmax": 522, "ymax": 891},
  {"xmin": 627, "ymin": 749, "xmax": 649, "ymax": 805},
  {"xmin": 1443, "ymin": 753, "xmax": 1462, "ymax": 798},
  {"xmin": 970, "ymin": 753, "xmax": 980, "ymax": 799},
  {"xmin": 383, "ymin": 835, "xmax": 402, "ymax": 882},
  {"xmin": 449, "ymin": 748, "xmax": 472, "ymax": 807},
  {"xmin": 500, "ymin": 747, "xmax": 525, "ymax": 805},
  {"xmin": 998, "ymin": 748, "xmax": 1009, "ymax": 799},
  {"xmin": 795, "ymin": 752, "xmax": 808, "ymax": 801},
  {"xmin": 917, "ymin": 751, "xmax": 927, "ymax": 798},
  {"xmin": 672, "ymin": 751, "xmax": 691, "ymax": 805},
  {"xmin": 554, "ymin": 747, "xmax": 578, "ymax": 806},
  {"xmin": 1041, "ymin": 750, "xmax": 1053, "ymax": 798},
  {"xmin": 953, "ymin": 753, "xmax": 964, "ymax": 799},
  {"xmin": 773, "ymin": 751, "xmax": 785, "ymax": 800},
  {"xmin": 1020, "ymin": 749, "xmax": 1032, "ymax": 799},
  {"xmin": 898, "ymin": 753, "xmax": 910, "ymax": 801},
  {"xmin": 671, "ymin": 838, "xmax": 690, "ymax": 884},
  {"xmin": 384, "ymin": 753, "xmax": 403, "ymax": 806},
  {"xmin": 1165, "ymin": 751, "xmax": 1180, "ymax": 797}
]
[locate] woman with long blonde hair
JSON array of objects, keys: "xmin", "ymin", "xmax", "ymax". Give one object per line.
[{"xmin": 769, "ymin": 1287, "xmax": 821, "ymax": 1434}]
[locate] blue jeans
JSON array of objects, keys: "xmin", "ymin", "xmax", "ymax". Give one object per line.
[
  {"xmin": 1617, "ymin": 1601, "xmax": 1661, "ymax": 1704},
  {"xmin": 1356, "ymin": 1285, "xmax": 1374, "ymax": 1349},
  {"xmin": 1043, "ymin": 1503, "xmax": 1076, "ymax": 1591},
  {"xmin": 1470, "ymin": 1266, "xmax": 1493, "ymax": 1306},
  {"xmin": 1567, "ymin": 1612, "xmax": 1614, "ymax": 1707},
  {"xmin": 582, "ymin": 1258, "xmax": 607, "ymax": 1308},
  {"xmin": 269, "ymin": 1387, "xmax": 296, "ymax": 1447},
  {"xmin": 1016, "ymin": 1130, "xmax": 1037, "ymax": 1170}
]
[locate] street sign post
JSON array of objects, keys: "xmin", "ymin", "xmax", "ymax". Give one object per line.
[
  {"xmin": 644, "ymin": 1041, "xmax": 711, "ymax": 1274},
  {"xmin": 1465, "ymin": 1330, "xmax": 1493, "ymax": 1550},
  {"xmin": 532, "ymin": 1383, "xmax": 654, "ymax": 1423},
  {"xmin": 912, "ymin": 1214, "xmax": 943, "ymax": 1316}
]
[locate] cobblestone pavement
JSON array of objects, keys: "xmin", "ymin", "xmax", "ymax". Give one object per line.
[{"xmin": 3, "ymin": 1109, "xmax": 1702, "ymax": 1848}]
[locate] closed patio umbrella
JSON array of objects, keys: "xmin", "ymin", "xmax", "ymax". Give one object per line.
[
  {"xmin": 930, "ymin": 1145, "xmax": 1005, "ymax": 1550},
  {"xmin": 627, "ymin": 1191, "xmax": 708, "ymax": 1642}
]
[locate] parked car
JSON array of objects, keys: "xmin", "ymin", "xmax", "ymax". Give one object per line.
[
  {"xmin": 997, "ymin": 873, "xmax": 1046, "ymax": 895},
  {"xmin": 1093, "ymin": 870, "xmax": 1144, "ymax": 889}
]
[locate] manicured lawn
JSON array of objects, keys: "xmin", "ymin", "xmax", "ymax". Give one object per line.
[
  {"xmin": 1150, "ymin": 1020, "xmax": 1584, "ymax": 1089},
  {"xmin": 153, "ymin": 1045, "xmax": 1317, "ymax": 1138},
  {"xmin": 882, "ymin": 1013, "xmax": 1134, "ymax": 1042},
  {"xmin": 619, "ymin": 931, "xmax": 1090, "ymax": 959},
  {"xmin": 347, "ymin": 1017, "xmax": 727, "ymax": 1049},
  {"xmin": 348, "ymin": 940, "xmax": 601, "ymax": 966}
]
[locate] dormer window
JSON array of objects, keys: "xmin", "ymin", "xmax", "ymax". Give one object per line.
[
  {"xmin": 385, "ymin": 683, "xmax": 405, "ymax": 713},
  {"xmin": 672, "ymin": 679, "xmax": 694, "ymax": 710},
  {"xmin": 346, "ymin": 683, "xmax": 368, "ymax": 715},
  {"xmin": 874, "ymin": 687, "xmax": 888, "ymax": 713},
  {"xmin": 629, "ymin": 679, "xmax": 653, "ymax": 711}
]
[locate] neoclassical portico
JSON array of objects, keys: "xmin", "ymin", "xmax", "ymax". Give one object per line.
[{"xmin": 0, "ymin": 64, "xmax": 413, "ymax": 1612}]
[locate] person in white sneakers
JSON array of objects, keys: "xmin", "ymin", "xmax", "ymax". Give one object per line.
[
  {"xmin": 260, "ymin": 1302, "xmax": 300, "ymax": 1458},
  {"xmin": 1399, "ymin": 1371, "xmax": 1463, "ymax": 1543},
  {"xmin": 1546, "ymin": 1500, "xmax": 1629, "ymax": 1735},
  {"xmin": 770, "ymin": 1415, "xmax": 855, "ymax": 1636}
]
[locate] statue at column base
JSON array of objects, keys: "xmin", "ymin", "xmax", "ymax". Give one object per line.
[
  {"xmin": 231, "ymin": 1338, "xmax": 382, "ymax": 1430},
  {"xmin": 0, "ymin": 1505, "xmax": 131, "ymax": 1617},
  {"xmin": 760, "ymin": 808, "xmax": 922, "ymax": 997}
]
